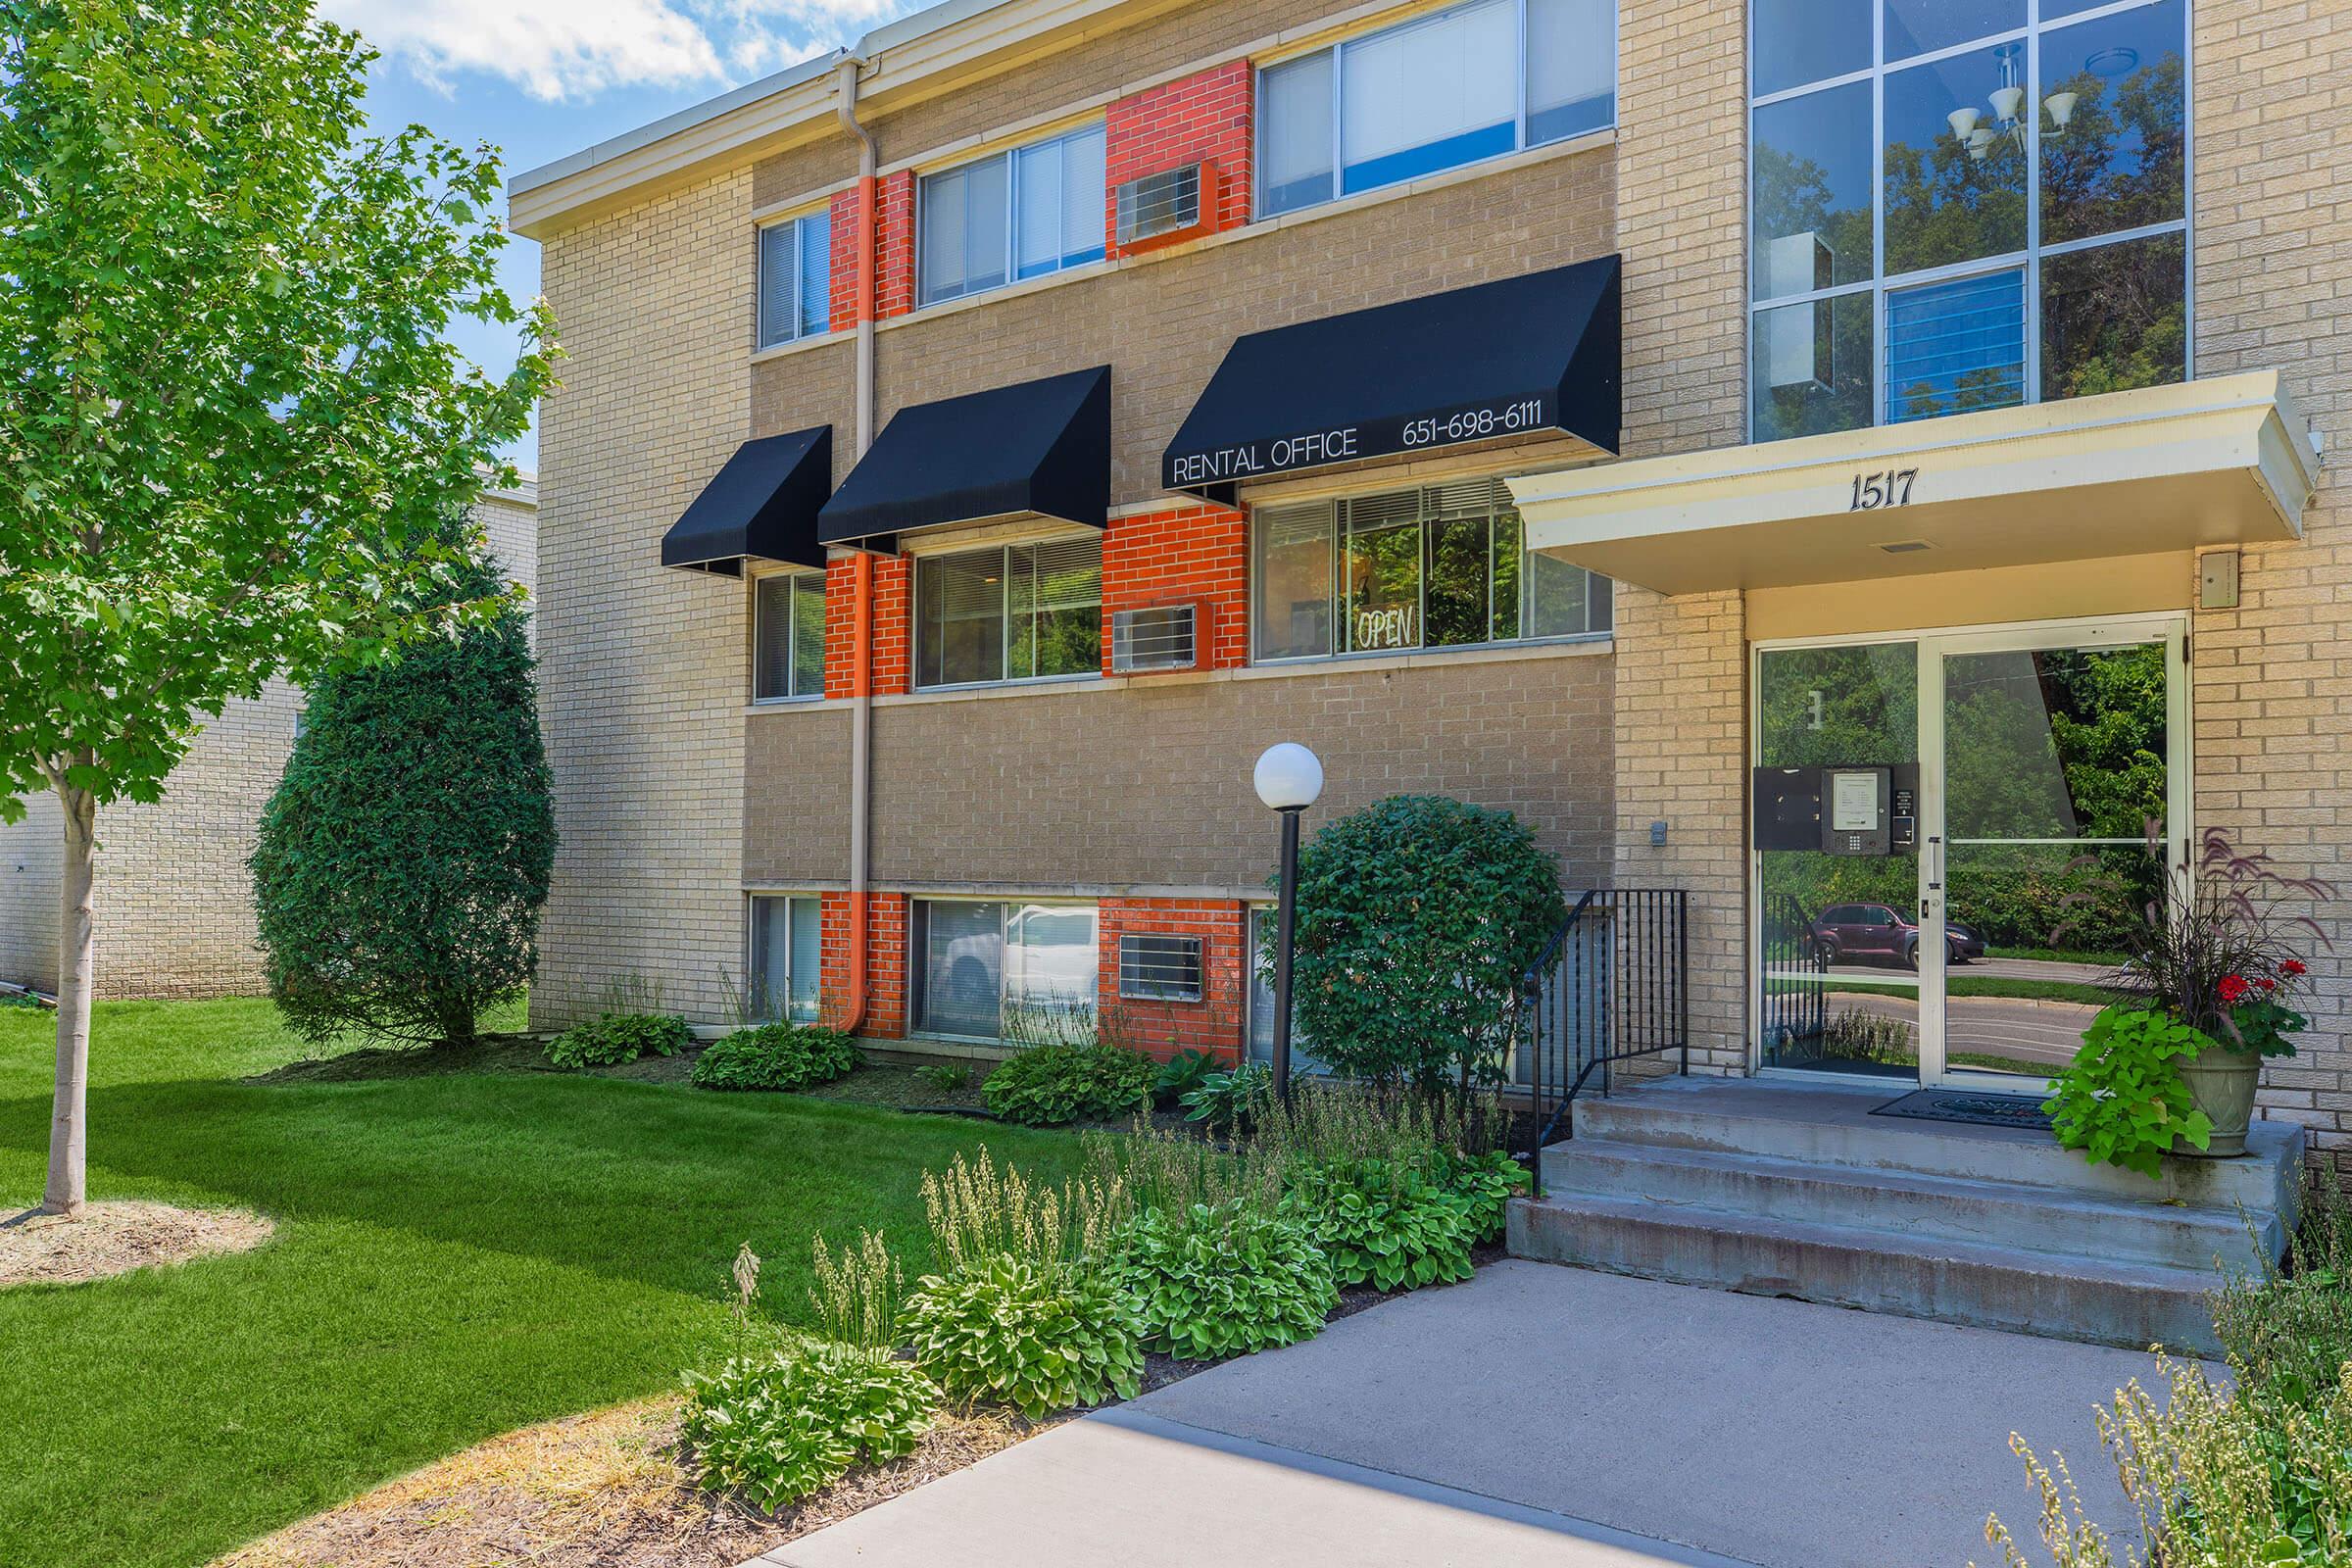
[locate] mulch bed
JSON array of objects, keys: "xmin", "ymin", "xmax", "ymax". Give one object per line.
[{"xmin": 1, "ymin": 1200, "xmax": 274, "ymax": 1289}]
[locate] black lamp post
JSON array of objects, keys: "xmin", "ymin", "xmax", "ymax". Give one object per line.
[{"xmin": 1252, "ymin": 743, "xmax": 1323, "ymax": 1105}]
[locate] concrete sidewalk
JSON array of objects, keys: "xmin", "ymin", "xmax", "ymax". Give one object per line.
[{"xmin": 761, "ymin": 1261, "xmax": 2181, "ymax": 1567}]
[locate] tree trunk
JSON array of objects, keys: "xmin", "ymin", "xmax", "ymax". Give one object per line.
[{"xmin": 43, "ymin": 781, "xmax": 97, "ymax": 1218}]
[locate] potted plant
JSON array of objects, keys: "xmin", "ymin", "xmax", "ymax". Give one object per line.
[{"xmin": 2046, "ymin": 829, "xmax": 2330, "ymax": 1171}]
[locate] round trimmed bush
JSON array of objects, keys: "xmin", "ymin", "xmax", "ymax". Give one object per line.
[
  {"xmin": 1288, "ymin": 795, "xmax": 1565, "ymax": 1097},
  {"xmin": 899, "ymin": 1253, "xmax": 1143, "ymax": 1418},
  {"xmin": 981, "ymin": 1041, "xmax": 1153, "ymax": 1126},
  {"xmin": 682, "ymin": 1343, "xmax": 937, "ymax": 1512},
  {"xmin": 1104, "ymin": 1198, "xmax": 1338, "ymax": 1360},
  {"xmin": 691, "ymin": 1023, "xmax": 860, "ymax": 1091}
]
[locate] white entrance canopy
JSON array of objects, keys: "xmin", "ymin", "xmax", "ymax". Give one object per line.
[{"xmin": 1508, "ymin": 372, "xmax": 2320, "ymax": 597}]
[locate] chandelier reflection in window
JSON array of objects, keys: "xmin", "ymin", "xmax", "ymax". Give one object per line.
[{"xmin": 1942, "ymin": 41, "xmax": 2088, "ymax": 161}]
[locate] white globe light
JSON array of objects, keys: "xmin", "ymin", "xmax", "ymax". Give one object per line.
[{"xmin": 1252, "ymin": 742, "xmax": 1324, "ymax": 811}]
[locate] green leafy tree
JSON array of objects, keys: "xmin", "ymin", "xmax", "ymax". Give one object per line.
[
  {"xmin": 251, "ymin": 553, "xmax": 555, "ymax": 1051},
  {"xmin": 0, "ymin": 0, "xmax": 555, "ymax": 1214},
  {"xmin": 1287, "ymin": 796, "xmax": 1566, "ymax": 1098}
]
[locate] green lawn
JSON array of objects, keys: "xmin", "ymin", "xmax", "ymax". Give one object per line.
[
  {"xmin": 1821, "ymin": 977, "xmax": 2120, "ymax": 1007},
  {"xmin": 0, "ymin": 998, "xmax": 1085, "ymax": 1568}
]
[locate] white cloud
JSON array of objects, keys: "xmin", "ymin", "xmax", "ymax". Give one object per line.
[{"xmin": 328, "ymin": 0, "xmax": 924, "ymax": 102}]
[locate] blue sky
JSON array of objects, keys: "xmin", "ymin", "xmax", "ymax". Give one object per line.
[{"xmin": 330, "ymin": 0, "xmax": 934, "ymax": 469}]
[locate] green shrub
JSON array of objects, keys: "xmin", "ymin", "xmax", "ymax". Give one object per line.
[
  {"xmin": 1285, "ymin": 1156, "xmax": 1477, "ymax": 1293},
  {"xmin": 691, "ymin": 1023, "xmax": 859, "ymax": 1092},
  {"xmin": 250, "ymin": 580, "xmax": 555, "ymax": 1050},
  {"xmin": 544, "ymin": 1010, "xmax": 691, "ymax": 1069},
  {"xmin": 899, "ymin": 1253, "xmax": 1143, "ymax": 1418},
  {"xmin": 682, "ymin": 1344, "xmax": 938, "ymax": 1512},
  {"xmin": 913, "ymin": 1061, "xmax": 973, "ymax": 1096},
  {"xmin": 2215, "ymin": 1184, "xmax": 2352, "ymax": 1411},
  {"xmin": 1151, "ymin": 1048, "xmax": 1221, "ymax": 1109},
  {"xmin": 981, "ymin": 1040, "xmax": 1153, "ymax": 1126},
  {"xmin": 2044, "ymin": 1004, "xmax": 2214, "ymax": 1178},
  {"xmin": 1179, "ymin": 1062, "xmax": 1272, "ymax": 1132},
  {"xmin": 1105, "ymin": 1197, "xmax": 1337, "ymax": 1360},
  {"xmin": 1432, "ymin": 1147, "xmax": 1528, "ymax": 1245},
  {"xmin": 1287, "ymin": 796, "xmax": 1565, "ymax": 1097}
]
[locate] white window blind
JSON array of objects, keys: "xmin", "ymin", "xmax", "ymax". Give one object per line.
[
  {"xmin": 922, "ymin": 125, "xmax": 1103, "ymax": 307},
  {"xmin": 1526, "ymin": 0, "xmax": 1617, "ymax": 144},
  {"xmin": 1342, "ymin": 0, "xmax": 1516, "ymax": 175},
  {"xmin": 757, "ymin": 213, "xmax": 831, "ymax": 349},
  {"xmin": 1259, "ymin": 52, "xmax": 1337, "ymax": 216},
  {"xmin": 751, "ymin": 895, "xmax": 821, "ymax": 1023}
]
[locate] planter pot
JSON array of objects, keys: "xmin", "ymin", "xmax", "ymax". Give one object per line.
[{"xmin": 2175, "ymin": 1051, "xmax": 2260, "ymax": 1157}]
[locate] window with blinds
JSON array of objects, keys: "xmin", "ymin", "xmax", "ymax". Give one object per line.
[
  {"xmin": 915, "ymin": 538, "xmax": 1102, "ymax": 689},
  {"xmin": 1257, "ymin": 0, "xmax": 1617, "ymax": 219},
  {"xmin": 1250, "ymin": 478, "xmax": 1611, "ymax": 662},
  {"xmin": 757, "ymin": 212, "xmax": 832, "ymax": 350},
  {"xmin": 750, "ymin": 894, "xmax": 822, "ymax": 1023},
  {"xmin": 920, "ymin": 124, "xmax": 1105, "ymax": 308},
  {"xmin": 754, "ymin": 571, "xmax": 827, "ymax": 702}
]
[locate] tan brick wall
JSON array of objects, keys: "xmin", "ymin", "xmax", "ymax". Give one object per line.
[
  {"xmin": 535, "ymin": 167, "xmax": 757, "ymax": 1031},
  {"xmin": 744, "ymin": 646, "xmax": 1618, "ymax": 898},
  {"xmin": 1608, "ymin": 0, "xmax": 1750, "ymax": 1073},
  {"xmin": 2187, "ymin": 0, "xmax": 2352, "ymax": 1174},
  {"xmin": 0, "ymin": 790, "xmax": 63, "ymax": 995}
]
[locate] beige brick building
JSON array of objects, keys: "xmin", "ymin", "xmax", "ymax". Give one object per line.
[
  {"xmin": 513, "ymin": 0, "xmax": 2348, "ymax": 1179},
  {"xmin": 0, "ymin": 484, "xmax": 539, "ymax": 1001}
]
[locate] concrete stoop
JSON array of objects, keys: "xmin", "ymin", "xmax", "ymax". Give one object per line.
[{"xmin": 1506, "ymin": 1076, "xmax": 2308, "ymax": 1354}]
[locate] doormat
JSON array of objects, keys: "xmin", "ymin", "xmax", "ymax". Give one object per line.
[{"xmin": 1870, "ymin": 1089, "xmax": 2054, "ymax": 1132}]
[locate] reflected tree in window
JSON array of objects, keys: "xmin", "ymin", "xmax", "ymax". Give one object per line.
[
  {"xmin": 1883, "ymin": 127, "xmax": 2027, "ymax": 276},
  {"xmin": 2042, "ymin": 232, "xmax": 2186, "ymax": 403},
  {"xmin": 2040, "ymin": 19, "xmax": 2184, "ymax": 245}
]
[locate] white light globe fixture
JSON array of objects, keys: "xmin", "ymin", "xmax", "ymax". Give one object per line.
[{"xmin": 1253, "ymin": 742, "xmax": 1325, "ymax": 812}]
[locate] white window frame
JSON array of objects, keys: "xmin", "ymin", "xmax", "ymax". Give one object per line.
[
  {"xmin": 916, "ymin": 122, "xmax": 1108, "ymax": 310},
  {"xmin": 910, "ymin": 896, "xmax": 1102, "ymax": 1043},
  {"xmin": 1254, "ymin": 0, "xmax": 1620, "ymax": 220},
  {"xmin": 751, "ymin": 567, "xmax": 827, "ymax": 705},
  {"xmin": 1246, "ymin": 482, "xmax": 1614, "ymax": 667},
  {"xmin": 910, "ymin": 537, "xmax": 1103, "ymax": 693},
  {"xmin": 1743, "ymin": 0, "xmax": 2193, "ymax": 442},
  {"xmin": 756, "ymin": 209, "xmax": 832, "ymax": 351},
  {"xmin": 746, "ymin": 893, "xmax": 824, "ymax": 1024}
]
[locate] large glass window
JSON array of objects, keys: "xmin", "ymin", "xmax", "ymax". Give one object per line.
[
  {"xmin": 753, "ymin": 570, "xmax": 827, "ymax": 702},
  {"xmin": 1257, "ymin": 0, "xmax": 1617, "ymax": 219},
  {"xmin": 756, "ymin": 211, "xmax": 832, "ymax": 349},
  {"xmin": 914, "ymin": 900, "xmax": 1099, "ymax": 1039},
  {"xmin": 1748, "ymin": 0, "xmax": 2188, "ymax": 441},
  {"xmin": 750, "ymin": 895, "xmax": 822, "ymax": 1023},
  {"xmin": 914, "ymin": 538, "xmax": 1102, "ymax": 689},
  {"xmin": 919, "ymin": 124, "xmax": 1105, "ymax": 307},
  {"xmin": 1250, "ymin": 479, "xmax": 1610, "ymax": 662}
]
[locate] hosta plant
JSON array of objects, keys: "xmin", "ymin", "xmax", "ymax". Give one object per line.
[
  {"xmin": 691, "ymin": 1023, "xmax": 859, "ymax": 1092},
  {"xmin": 682, "ymin": 1343, "xmax": 938, "ymax": 1513},
  {"xmin": 1178, "ymin": 1062, "xmax": 1272, "ymax": 1132},
  {"xmin": 1432, "ymin": 1147, "xmax": 1528, "ymax": 1244},
  {"xmin": 544, "ymin": 1010, "xmax": 692, "ymax": 1069},
  {"xmin": 1284, "ymin": 1156, "xmax": 1478, "ymax": 1293},
  {"xmin": 1105, "ymin": 1197, "xmax": 1338, "ymax": 1360},
  {"xmin": 899, "ymin": 1252, "xmax": 1144, "ymax": 1419},
  {"xmin": 981, "ymin": 1040, "xmax": 1153, "ymax": 1126}
]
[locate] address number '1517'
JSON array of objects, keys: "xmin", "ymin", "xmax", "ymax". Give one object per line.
[{"xmin": 1850, "ymin": 468, "xmax": 1920, "ymax": 511}]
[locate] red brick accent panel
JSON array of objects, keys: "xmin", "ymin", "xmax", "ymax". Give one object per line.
[
  {"xmin": 1104, "ymin": 61, "xmax": 1253, "ymax": 260},
  {"xmin": 827, "ymin": 182, "xmax": 868, "ymax": 334},
  {"xmin": 1098, "ymin": 899, "xmax": 1248, "ymax": 1062},
  {"xmin": 822, "ymin": 890, "xmax": 908, "ymax": 1039},
  {"xmin": 873, "ymin": 171, "xmax": 916, "ymax": 320},
  {"xmin": 1100, "ymin": 502, "xmax": 1250, "ymax": 674},
  {"xmin": 823, "ymin": 553, "xmax": 913, "ymax": 700}
]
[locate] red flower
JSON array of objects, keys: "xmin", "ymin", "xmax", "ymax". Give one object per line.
[
  {"xmin": 2257, "ymin": 976, "xmax": 2277, "ymax": 991},
  {"xmin": 2218, "ymin": 974, "xmax": 2251, "ymax": 1004},
  {"xmin": 2280, "ymin": 959, "xmax": 2307, "ymax": 977}
]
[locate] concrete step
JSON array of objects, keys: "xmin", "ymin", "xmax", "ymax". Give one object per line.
[
  {"xmin": 1506, "ymin": 1189, "xmax": 2225, "ymax": 1354},
  {"xmin": 1540, "ymin": 1137, "xmax": 2281, "ymax": 1274},
  {"xmin": 1572, "ymin": 1077, "xmax": 2305, "ymax": 1220}
]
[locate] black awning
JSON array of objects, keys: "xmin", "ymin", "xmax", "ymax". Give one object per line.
[
  {"xmin": 661, "ymin": 426, "xmax": 834, "ymax": 575},
  {"xmin": 818, "ymin": 366, "xmax": 1111, "ymax": 549},
  {"xmin": 1161, "ymin": 257, "xmax": 1621, "ymax": 504}
]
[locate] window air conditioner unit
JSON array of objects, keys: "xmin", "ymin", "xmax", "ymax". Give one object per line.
[
  {"xmin": 1110, "ymin": 602, "xmax": 1202, "ymax": 674},
  {"xmin": 1114, "ymin": 162, "xmax": 1217, "ymax": 251}
]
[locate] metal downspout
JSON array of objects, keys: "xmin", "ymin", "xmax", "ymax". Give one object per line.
[{"xmin": 836, "ymin": 55, "xmax": 879, "ymax": 1035}]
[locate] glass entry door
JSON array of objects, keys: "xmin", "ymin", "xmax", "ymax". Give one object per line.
[{"xmin": 1754, "ymin": 617, "xmax": 2184, "ymax": 1088}]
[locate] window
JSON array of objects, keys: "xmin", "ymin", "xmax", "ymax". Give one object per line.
[
  {"xmin": 750, "ymin": 895, "xmax": 822, "ymax": 1023},
  {"xmin": 914, "ymin": 901, "xmax": 1099, "ymax": 1039},
  {"xmin": 919, "ymin": 124, "xmax": 1106, "ymax": 307},
  {"xmin": 1246, "ymin": 908, "xmax": 1322, "ymax": 1071},
  {"xmin": 757, "ymin": 211, "xmax": 832, "ymax": 349},
  {"xmin": 1250, "ymin": 478, "xmax": 1610, "ymax": 662},
  {"xmin": 753, "ymin": 571, "xmax": 827, "ymax": 702},
  {"xmin": 1748, "ymin": 0, "xmax": 2188, "ymax": 441},
  {"xmin": 1118, "ymin": 933, "xmax": 1204, "ymax": 1003},
  {"xmin": 1257, "ymin": 0, "xmax": 1616, "ymax": 218},
  {"xmin": 914, "ymin": 538, "xmax": 1102, "ymax": 689}
]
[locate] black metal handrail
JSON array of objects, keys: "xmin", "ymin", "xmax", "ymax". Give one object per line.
[{"xmin": 1518, "ymin": 888, "xmax": 1690, "ymax": 1192}]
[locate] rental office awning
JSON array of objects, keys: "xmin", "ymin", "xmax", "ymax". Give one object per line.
[
  {"xmin": 1162, "ymin": 257, "xmax": 1621, "ymax": 504},
  {"xmin": 817, "ymin": 366, "xmax": 1111, "ymax": 551},
  {"xmin": 1506, "ymin": 372, "xmax": 2321, "ymax": 597},
  {"xmin": 660, "ymin": 426, "xmax": 834, "ymax": 574}
]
